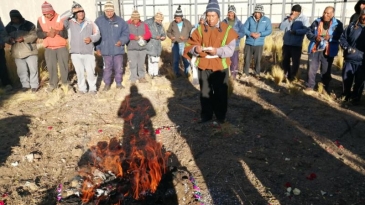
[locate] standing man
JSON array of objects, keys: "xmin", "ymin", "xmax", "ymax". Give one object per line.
[
  {"xmin": 184, "ymin": 0, "xmax": 238, "ymax": 124},
  {"xmin": 4, "ymin": 10, "xmax": 38, "ymax": 92},
  {"xmin": 222, "ymin": 5, "xmax": 245, "ymax": 80},
  {"xmin": 339, "ymin": 9, "xmax": 365, "ymax": 103},
  {"xmin": 95, "ymin": 1, "xmax": 129, "ymax": 91},
  {"xmin": 350, "ymin": 0, "xmax": 365, "ymax": 23},
  {"xmin": 127, "ymin": 10, "xmax": 151, "ymax": 84},
  {"xmin": 305, "ymin": 6, "xmax": 343, "ymax": 93},
  {"xmin": 0, "ymin": 17, "xmax": 13, "ymax": 91},
  {"xmin": 242, "ymin": 4, "xmax": 272, "ymax": 79},
  {"xmin": 279, "ymin": 4, "xmax": 310, "ymax": 81},
  {"xmin": 64, "ymin": 2, "xmax": 100, "ymax": 94},
  {"xmin": 37, "ymin": 1, "xmax": 69, "ymax": 92},
  {"xmin": 145, "ymin": 12, "xmax": 166, "ymax": 78},
  {"xmin": 167, "ymin": 5, "xmax": 193, "ymax": 77}
]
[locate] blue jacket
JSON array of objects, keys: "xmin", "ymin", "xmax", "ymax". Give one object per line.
[
  {"xmin": 94, "ymin": 14, "xmax": 129, "ymax": 56},
  {"xmin": 279, "ymin": 13, "xmax": 310, "ymax": 47},
  {"xmin": 243, "ymin": 15, "xmax": 272, "ymax": 46},
  {"xmin": 339, "ymin": 22, "xmax": 365, "ymax": 64},
  {"xmin": 222, "ymin": 17, "xmax": 245, "ymax": 48},
  {"xmin": 307, "ymin": 17, "xmax": 343, "ymax": 57}
]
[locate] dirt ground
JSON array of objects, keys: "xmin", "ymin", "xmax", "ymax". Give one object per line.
[{"xmin": 1, "ymin": 51, "xmax": 365, "ymax": 205}]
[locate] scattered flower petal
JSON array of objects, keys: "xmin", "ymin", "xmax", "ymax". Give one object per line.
[
  {"xmin": 306, "ymin": 173, "xmax": 317, "ymax": 180},
  {"xmin": 293, "ymin": 188, "xmax": 301, "ymax": 195},
  {"xmin": 48, "ymin": 126, "xmax": 53, "ymax": 130},
  {"xmin": 98, "ymin": 129, "xmax": 103, "ymax": 133},
  {"xmin": 155, "ymin": 129, "xmax": 161, "ymax": 134},
  {"xmin": 285, "ymin": 182, "xmax": 291, "ymax": 187},
  {"xmin": 11, "ymin": 161, "xmax": 19, "ymax": 167},
  {"xmin": 287, "ymin": 187, "xmax": 292, "ymax": 192},
  {"xmin": 321, "ymin": 190, "xmax": 327, "ymax": 196}
]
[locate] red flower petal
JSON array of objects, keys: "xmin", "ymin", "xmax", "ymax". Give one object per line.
[
  {"xmin": 47, "ymin": 126, "xmax": 53, "ymax": 130},
  {"xmin": 306, "ymin": 173, "xmax": 317, "ymax": 180},
  {"xmin": 285, "ymin": 182, "xmax": 291, "ymax": 187},
  {"xmin": 98, "ymin": 129, "xmax": 103, "ymax": 133},
  {"xmin": 155, "ymin": 129, "xmax": 161, "ymax": 134}
]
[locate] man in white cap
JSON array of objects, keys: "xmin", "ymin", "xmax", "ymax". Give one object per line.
[
  {"xmin": 95, "ymin": 1, "xmax": 129, "ymax": 91},
  {"xmin": 243, "ymin": 4, "xmax": 272, "ymax": 79},
  {"xmin": 222, "ymin": 5, "xmax": 245, "ymax": 80},
  {"xmin": 184, "ymin": 0, "xmax": 238, "ymax": 124},
  {"xmin": 167, "ymin": 5, "xmax": 193, "ymax": 77}
]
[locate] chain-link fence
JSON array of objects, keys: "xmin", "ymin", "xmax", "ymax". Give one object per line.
[{"xmin": 96, "ymin": 0, "xmax": 358, "ymax": 25}]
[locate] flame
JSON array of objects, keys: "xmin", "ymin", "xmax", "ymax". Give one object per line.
[{"xmin": 80, "ymin": 89, "xmax": 171, "ymax": 203}]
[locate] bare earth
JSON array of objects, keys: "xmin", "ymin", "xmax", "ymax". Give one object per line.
[{"xmin": 1, "ymin": 53, "xmax": 365, "ymax": 205}]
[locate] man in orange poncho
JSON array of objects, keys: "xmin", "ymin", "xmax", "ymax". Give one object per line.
[{"xmin": 184, "ymin": 0, "xmax": 238, "ymax": 124}]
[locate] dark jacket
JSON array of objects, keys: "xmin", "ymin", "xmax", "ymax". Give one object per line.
[
  {"xmin": 166, "ymin": 18, "xmax": 192, "ymax": 43},
  {"xmin": 350, "ymin": 0, "xmax": 365, "ymax": 24},
  {"xmin": 94, "ymin": 14, "xmax": 130, "ymax": 56},
  {"xmin": 307, "ymin": 17, "xmax": 344, "ymax": 57},
  {"xmin": 5, "ymin": 18, "xmax": 38, "ymax": 59},
  {"xmin": 339, "ymin": 22, "xmax": 365, "ymax": 64}
]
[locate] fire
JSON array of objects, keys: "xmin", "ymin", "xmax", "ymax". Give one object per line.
[{"xmin": 79, "ymin": 86, "xmax": 171, "ymax": 203}]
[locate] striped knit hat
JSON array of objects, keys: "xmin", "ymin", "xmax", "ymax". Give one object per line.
[
  {"xmin": 206, "ymin": 0, "xmax": 220, "ymax": 17},
  {"xmin": 41, "ymin": 1, "xmax": 55, "ymax": 14},
  {"xmin": 228, "ymin": 5, "xmax": 236, "ymax": 13},
  {"xmin": 174, "ymin": 5, "xmax": 183, "ymax": 17},
  {"xmin": 104, "ymin": 1, "xmax": 114, "ymax": 11},
  {"xmin": 154, "ymin": 11, "xmax": 164, "ymax": 21},
  {"xmin": 131, "ymin": 10, "xmax": 140, "ymax": 20},
  {"xmin": 72, "ymin": 1, "xmax": 84, "ymax": 13}
]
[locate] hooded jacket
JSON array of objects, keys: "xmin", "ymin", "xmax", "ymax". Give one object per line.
[
  {"xmin": 340, "ymin": 19, "xmax": 365, "ymax": 64},
  {"xmin": 145, "ymin": 17, "xmax": 166, "ymax": 56},
  {"xmin": 243, "ymin": 15, "xmax": 272, "ymax": 46},
  {"xmin": 279, "ymin": 13, "xmax": 310, "ymax": 47},
  {"xmin": 350, "ymin": 0, "xmax": 365, "ymax": 24},
  {"xmin": 306, "ymin": 17, "xmax": 344, "ymax": 57},
  {"xmin": 5, "ymin": 13, "xmax": 38, "ymax": 59}
]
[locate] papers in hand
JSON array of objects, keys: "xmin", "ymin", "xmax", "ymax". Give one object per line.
[{"xmin": 202, "ymin": 47, "xmax": 213, "ymax": 51}]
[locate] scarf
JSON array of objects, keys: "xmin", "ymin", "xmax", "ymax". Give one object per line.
[{"xmin": 312, "ymin": 20, "xmax": 332, "ymax": 55}]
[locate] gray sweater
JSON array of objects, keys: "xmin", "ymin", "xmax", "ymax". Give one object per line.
[
  {"xmin": 64, "ymin": 17, "xmax": 100, "ymax": 55},
  {"xmin": 166, "ymin": 19, "xmax": 192, "ymax": 43}
]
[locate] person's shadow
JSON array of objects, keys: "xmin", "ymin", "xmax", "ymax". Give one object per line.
[
  {"xmin": 44, "ymin": 85, "xmax": 179, "ymax": 205},
  {"xmin": 0, "ymin": 115, "xmax": 31, "ymax": 165}
]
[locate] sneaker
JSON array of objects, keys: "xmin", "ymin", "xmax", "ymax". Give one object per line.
[
  {"xmin": 103, "ymin": 85, "xmax": 111, "ymax": 91},
  {"xmin": 139, "ymin": 78, "xmax": 148, "ymax": 83},
  {"xmin": 116, "ymin": 84, "xmax": 125, "ymax": 89},
  {"xmin": 89, "ymin": 90, "xmax": 97, "ymax": 95},
  {"xmin": 31, "ymin": 88, "xmax": 38, "ymax": 93}
]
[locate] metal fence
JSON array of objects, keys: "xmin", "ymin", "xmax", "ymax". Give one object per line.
[{"xmin": 96, "ymin": 0, "xmax": 358, "ymax": 25}]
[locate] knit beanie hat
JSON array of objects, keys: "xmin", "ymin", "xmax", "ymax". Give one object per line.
[
  {"xmin": 104, "ymin": 1, "xmax": 114, "ymax": 11},
  {"xmin": 42, "ymin": 1, "xmax": 55, "ymax": 14},
  {"xmin": 9, "ymin": 10, "xmax": 23, "ymax": 19},
  {"xmin": 228, "ymin": 5, "xmax": 236, "ymax": 13},
  {"xmin": 254, "ymin": 4, "xmax": 264, "ymax": 14},
  {"xmin": 131, "ymin": 10, "xmax": 140, "ymax": 20},
  {"xmin": 291, "ymin": 4, "xmax": 301, "ymax": 12},
  {"xmin": 72, "ymin": 1, "xmax": 84, "ymax": 13},
  {"xmin": 206, "ymin": 0, "xmax": 220, "ymax": 17},
  {"xmin": 154, "ymin": 11, "xmax": 164, "ymax": 21},
  {"xmin": 174, "ymin": 5, "xmax": 183, "ymax": 17}
]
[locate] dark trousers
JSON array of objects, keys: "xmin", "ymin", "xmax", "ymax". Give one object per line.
[
  {"xmin": 102, "ymin": 54, "xmax": 124, "ymax": 85},
  {"xmin": 230, "ymin": 50, "xmax": 239, "ymax": 78},
  {"xmin": 342, "ymin": 62, "xmax": 365, "ymax": 101},
  {"xmin": 282, "ymin": 45, "xmax": 302, "ymax": 80},
  {"xmin": 0, "ymin": 48, "xmax": 12, "ymax": 86},
  {"xmin": 244, "ymin": 45, "xmax": 263, "ymax": 75},
  {"xmin": 45, "ymin": 47, "xmax": 69, "ymax": 88},
  {"xmin": 198, "ymin": 68, "xmax": 229, "ymax": 121},
  {"xmin": 307, "ymin": 51, "xmax": 334, "ymax": 90}
]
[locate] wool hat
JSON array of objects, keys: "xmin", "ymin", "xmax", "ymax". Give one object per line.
[
  {"xmin": 131, "ymin": 10, "xmax": 140, "ymax": 20},
  {"xmin": 72, "ymin": 1, "xmax": 84, "ymax": 13},
  {"xmin": 254, "ymin": 4, "xmax": 264, "ymax": 14},
  {"xmin": 154, "ymin": 11, "xmax": 164, "ymax": 21},
  {"xmin": 174, "ymin": 5, "xmax": 183, "ymax": 17},
  {"xmin": 291, "ymin": 4, "xmax": 301, "ymax": 12},
  {"xmin": 9, "ymin": 10, "xmax": 23, "ymax": 19},
  {"xmin": 206, "ymin": 0, "xmax": 220, "ymax": 17},
  {"xmin": 42, "ymin": 1, "xmax": 55, "ymax": 14},
  {"xmin": 228, "ymin": 5, "xmax": 236, "ymax": 13},
  {"xmin": 104, "ymin": 1, "xmax": 114, "ymax": 11}
]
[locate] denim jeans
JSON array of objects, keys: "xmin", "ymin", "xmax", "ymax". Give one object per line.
[{"xmin": 172, "ymin": 42, "xmax": 190, "ymax": 76}]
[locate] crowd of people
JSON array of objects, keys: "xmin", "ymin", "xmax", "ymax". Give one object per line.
[{"xmin": 0, "ymin": 0, "xmax": 365, "ymax": 123}]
